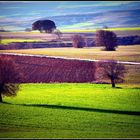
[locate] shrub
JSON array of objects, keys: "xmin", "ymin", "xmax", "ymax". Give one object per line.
[{"xmin": 72, "ymin": 34, "xmax": 86, "ymax": 48}]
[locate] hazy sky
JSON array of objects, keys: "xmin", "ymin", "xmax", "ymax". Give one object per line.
[{"xmin": 0, "ymin": 1, "xmax": 140, "ymax": 31}]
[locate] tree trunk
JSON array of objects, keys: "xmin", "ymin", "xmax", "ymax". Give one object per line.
[
  {"xmin": 0, "ymin": 93, "xmax": 2, "ymax": 103},
  {"xmin": 0, "ymin": 83, "xmax": 3, "ymax": 103},
  {"xmin": 111, "ymin": 78, "xmax": 115, "ymax": 88}
]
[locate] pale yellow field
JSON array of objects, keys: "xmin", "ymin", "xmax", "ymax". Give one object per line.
[
  {"xmin": 1, "ymin": 39, "xmax": 44, "ymax": 45},
  {"xmin": 1, "ymin": 45, "xmax": 140, "ymax": 62},
  {"xmin": 61, "ymin": 27, "xmax": 140, "ymax": 33},
  {"xmin": 1, "ymin": 27, "xmax": 140, "ymax": 34}
]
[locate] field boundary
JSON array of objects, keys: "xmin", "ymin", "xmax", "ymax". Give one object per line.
[{"xmin": 0, "ymin": 52, "xmax": 140, "ymax": 65}]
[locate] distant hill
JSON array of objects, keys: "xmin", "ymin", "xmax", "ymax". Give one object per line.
[
  {"xmin": 3, "ymin": 9, "xmax": 140, "ymax": 31},
  {"xmin": 39, "ymin": 9, "xmax": 140, "ymax": 30}
]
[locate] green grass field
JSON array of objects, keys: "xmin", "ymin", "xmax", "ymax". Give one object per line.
[{"xmin": 0, "ymin": 83, "xmax": 140, "ymax": 138}]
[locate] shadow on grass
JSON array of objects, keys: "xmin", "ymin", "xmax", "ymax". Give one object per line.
[
  {"xmin": 3, "ymin": 101, "xmax": 140, "ymax": 116},
  {"xmin": 132, "ymin": 87, "xmax": 140, "ymax": 89},
  {"xmin": 115, "ymin": 87, "xmax": 122, "ymax": 89}
]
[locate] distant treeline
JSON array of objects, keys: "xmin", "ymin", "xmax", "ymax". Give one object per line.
[
  {"xmin": 117, "ymin": 35, "xmax": 140, "ymax": 45},
  {"xmin": 0, "ymin": 41, "xmax": 72, "ymax": 50},
  {"xmin": 0, "ymin": 35, "xmax": 140, "ymax": 50},
  {"xmin": 88, "ymin": 35, "xmax": 140, "ymax": 46}
]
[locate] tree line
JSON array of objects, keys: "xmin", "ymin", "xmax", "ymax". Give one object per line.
[{"xmin": 72, "ymin": 30, "xmax": 118, "ymax": 51}]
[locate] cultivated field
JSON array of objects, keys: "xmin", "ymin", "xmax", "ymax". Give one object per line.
[
  {"xmin": 1, "ymin": 27, "xmax": 140, "ymax": 42},
  {"xmin": 1, "ymin": 45, "xmax": 140, "ymax": 62},
  {"xmin": 0, "ymin": 83, "xmax": 140, "ymax": 138},
  {"xmin": 0, "ymin": 39, "xmax": 44, "ymax": 45},
  {"xmin": 1, "ymin": 45, "xmax": 140, "ymax": 84}
]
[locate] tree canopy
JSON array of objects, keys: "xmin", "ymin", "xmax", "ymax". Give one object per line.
[
  {"xmin": 0, "ymin": 56, "xmax": 23, "ymax": 102},
  {"xmin": 32, "ymin": 20, "xmax": 56, "ymax": 33},
  {"xmin": 97, "ymin": 60, "xmax": 126, "ymax": 88},
  {"xmin": 95, "ymin": 30, "xmax": 118, "ymax": 51}
]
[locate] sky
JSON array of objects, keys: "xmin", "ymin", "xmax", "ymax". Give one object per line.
[{"xmin": 0, "ymin": 1, "xmax": 140, "ymax": 31}]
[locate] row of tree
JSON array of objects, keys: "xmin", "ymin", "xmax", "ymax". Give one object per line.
[{"xmin": 72, "ymin": 30, "xmax": 118, "ymax": 51}]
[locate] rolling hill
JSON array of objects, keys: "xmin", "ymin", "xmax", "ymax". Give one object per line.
[{"xmin": 46, "ymin": 9, "xmax": 140, "ymax": 30}]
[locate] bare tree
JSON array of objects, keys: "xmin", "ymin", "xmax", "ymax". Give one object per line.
[
  {"xmin": 72, "ymin": 34, "xmax": 86, "ymax": 48},
  {"xmin": 0, "ymin": 55, "xmax": 22, "ymax": 103},
  {"xmin": 96, "ymin": 60, "xmax": 126, "ymax": 88},
  {"xmin": 53, "ymin": 29, "xmax": 62, "ymax": 40},
  {"xmin": 95, "ymin": 30, "xmax": 118, "ymax": 51}
]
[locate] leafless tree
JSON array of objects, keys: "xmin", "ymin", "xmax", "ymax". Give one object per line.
[
  {"xmin": 53, "ymin": 29, "xmax": 62, "ymax": 40},
  {"xmin": 96, "ymin": 60, "xmax": 126, "ymax": 88},
  {"xmin": 0, "ymin": 56, "xmax": 23, "ymax": 103}
]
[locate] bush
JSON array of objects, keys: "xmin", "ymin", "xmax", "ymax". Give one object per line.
[
  {"xmin": 72, "ymin": 34, "xmax": 86, "ymax": 48},
  {"xmin": 95, "ymin": 30, "xmax": 118, "ymax": 51}
]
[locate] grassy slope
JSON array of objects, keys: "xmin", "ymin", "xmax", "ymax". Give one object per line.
[
  {"xmin": 1, "ymin": 45, "xmax": 140, "ymax": 62},
  {"xmin": 0, "ymin": 83, "xmax": 140, "ymax": 138}
]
